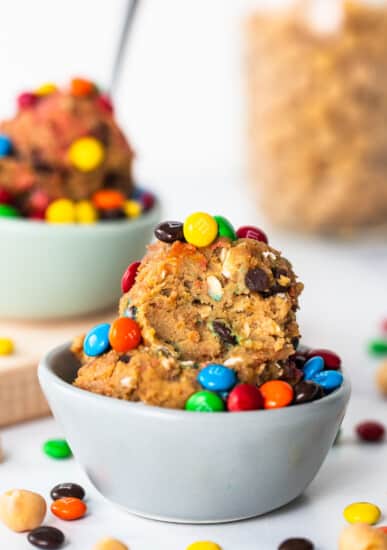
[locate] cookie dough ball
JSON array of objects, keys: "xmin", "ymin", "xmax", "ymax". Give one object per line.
[
  {"xmin": 93, "ymin": 538, "xmax": 128, "ymax": 550},
  {"xmin": 74, "ymin": 232, "xmax": 303, "ymax": 409},
  {"xmin": 376, "ymin": 361, "xmax": 387, "ymax": 396},
  {"xmin": 339, "ymin": 523, "xmax": 387, "ymax": 550},
  {"xmin": 0, "ymin": 80, "xmax": 134, "ymax": 215},
  {"xmin": 0, "ymin": 489, "xmax": 46, "ymax": 532}
]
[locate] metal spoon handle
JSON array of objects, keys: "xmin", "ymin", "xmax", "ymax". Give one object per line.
[{"xmin": 109, "ymin": 0, "xmax": 140, "ymax": 95}]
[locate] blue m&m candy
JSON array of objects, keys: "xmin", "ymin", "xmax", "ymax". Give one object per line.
[
  {"xmin": 198, "ymin": 363, "xmax": 237, "ymax": 392},
  {"xmin": 83, "ymin": 323, "xmax": 111, "ymax": 356},
  {"xmin": 303, "ymin": 356, "xmax": 324, "ymax": 380},
  {"xmin": 311, "ymin": 370, "xmax": 343, "ymax": 392},
  {"xmin": 0, "ymin": 135, "xmax": 12, "ymax": 157}
]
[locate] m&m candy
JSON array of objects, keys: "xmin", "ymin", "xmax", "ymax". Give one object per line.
[
  {"xmin": 75, "ymin": 200, "xmax": 98, "ymax": 224},
  {"xmin": 121, "ymin": 261, "xmax": 141, "ymax": 293},
  {"xmin": 43, "ymin": 439, "xmax": 72, "ymax": 459},
  {"xmin": 28, "ymin": 526, "xmax": 65, "ymax": 549},
  {"xmin": 45, "ymin": 199, "xmax": 76, "ymax": 223},
  {"xmin": 0, "ymin": 204, "xmax": 19, "ymax": 218},
  {"xmin": 356, "ymin": 421, "xmax": 385, "ymax": 443},
  {"xmin": 109, "ymin": 318, "xmax": 142, "ymax": 353},
  {"xmin": 186, "ymin": 542, "xmax": 222, "ymax": 550},
  {"xmin": 0, "ymin": 135, "xmax": 12, "ymax": 157},
  {"xmin": 310, "ymin": 370, "xmax": 343, "ymax": 392},
  {"xmin": 259, "ymin": 380, "xmax": 294, "ymax": 409},
  {"xmin": 183, "ymin": 212, "xmax": 218, "ymax": 247},
  {"xmin": 70, "ymin": 77, "xmax": 95, "ymax": 97},
  {"xmin": 0, "ymin": 338, "xmax": 14, "ymax": 355},
  {"xmin": 35, "ymin": 83, "xmax": 58, "ymax": 96},
  {"xmin": 198, "ymin": 364, "xmax": 237, "ymax": 392},
  {"xmin": 236, "ymin": 225, "xmax": 268, "ymax": 244},
  {"xmin": 155, "ymin": 221, "xmax": 184, "ymax": 243},
  {"xmin": 343, "ymin": 502, "xmax": 381, "ymax": 525},
  {"xmin": 51, "ymin": 497, "xmax": 87, "ymax": 521},
  {"xmin": 17, "ymin": 91, "xmax": 38, "ymax": 109},
  {"xmin": 92, "ymin": 189, "xmax": 125, "ymax": 210},
  {"xmin": 303, "ymin": 356, "xmax": 324, "ymax": 380},
  {"xmin": 0, "ymin": 187, "xmax": 11, "ymax": 204},
  {"xmin": 306, "ymin": 348, "xmax": 341, "ymax": 370},
  {"xmin": 124, "ymin": 199, "xmax": 142, "ymax": 219},
  {"xmin": 83, "ymin": 323, "xmax": 111, "ymax": 356},
  {"xmin": 213, "ymin": 215, "xmax": 237, "ymax": 241},
  {"xmin": 185, "ymin": 391, "xmax": 225, "ymax": 412},
  {"xmin": 51, "ymin": 483, "xmax": 85, "ymax": 501},
  {"xmin": 68, "ymin": 137, "xmax": 104, "ymax": 172},
  {"xmin": 227, "ymin": 384, "xmax": 263, "ymax": 412}
]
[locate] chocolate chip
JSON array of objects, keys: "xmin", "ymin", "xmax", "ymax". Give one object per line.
[
  {"xmin": 50, "ymin": 482, "xmax": 85, "ymax": 501},
  {"xmin": 245, "ymin": 268, "xmax": 270, "ymax": 293},
  {"xmin": 293, "ymin": 354, "xmax": 306, "ymax": 369},
  {"xmin": 91, "ymin": 122, "xmax": 110, "ymax": 146},
  {"xmin": 99, "ymin": 208, "xmax": 126, "ymax": 220},
  {"xmin": 212, "ymin": 320, "xmax": 237, "ymax": 346},
  {"xmin": 278, "ymin": 538, "xmax": 314, "ymax": 550},
  {"xmin": 119, "ymin": 354, "xmax": 131, "ymax": 364},
  {"xmin": 31, "ymin": 148, "xmax": 54, "ymax": 173},
  {"xmin": 280, "ymin": 362, "xmax": 304, "ymax": 385},
  {"xmin": 154, "ymin": 221, "xmax": 185, "ymax": 243},
  {"xmin": 27, "ymin": 526, "xmax": 65, "ymax": 549},
  {"xmin": 292, "ymin": 337, "xmax": 300, "ymax": 350},
  {"xmin": 293, "ymin": 381, "xmax": 323, "ymax": 405}
]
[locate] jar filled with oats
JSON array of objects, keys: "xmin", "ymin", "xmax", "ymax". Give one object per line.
[{"xmin": 245, "ymin": 0, "xmax": 387, "ymax": 235}]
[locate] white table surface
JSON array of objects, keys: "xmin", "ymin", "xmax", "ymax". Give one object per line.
[{"xmin": 1, "ymin": 1, "xmax": 387, "ymax": 548}]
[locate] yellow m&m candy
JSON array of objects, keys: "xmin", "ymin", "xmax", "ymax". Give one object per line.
[
  {"xmin": 0, "ymin": 338, "xmax": 14, "ymax": 355},
  {"xmin": 68, "ymin": 137, "xmax": 104, "ymax": 172},
  {"xmin": 343, "ymin": 502, "xmax": 381, "ymax": 525},
  {"xmin": 124, "ymin": 199, "xmax": 142, "ymax": 219},
  {"xmin": 183, "ymin": 212, "xmax": 218, "ymax": 247},
  {"xmin": 46, "ymin": 199, "xmax": 76, "ymax": 223},
  {"xmin": 35, "ymin": 82, "xmax": 58, "ymax": 96},
  {"xmin": 75, "ymin": 200, "xmax": 98, "ymax": 224},
  {"xmin": 186, "ymin": 542, "xmax": 221, "ymax": 550}
]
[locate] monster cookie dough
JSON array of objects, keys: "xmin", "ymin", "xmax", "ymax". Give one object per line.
[
  {"xmin": 73, "ymin": 213, "xmax": 344, "ymax": 410},
  {"xmin": 0, "ymin": 78, "xmax": 155, "ymax": 221}
]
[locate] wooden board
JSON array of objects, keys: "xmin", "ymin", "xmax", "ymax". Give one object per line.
[{"xmin": 0, "ymin": 310, "xmax": 115, "ymax": 427}]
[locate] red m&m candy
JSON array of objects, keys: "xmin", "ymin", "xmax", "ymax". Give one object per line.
[
  {"xmin": 227, "ymin": 384, "xmax": 263, "ymax": 412},
  {"xmin": 236, "ymin": 225, "xmax": 268, "ymax": 244},
  {"xmin": 356, "ymin": 421, "xmax": 385, "ymax": 443},
  {"xmin": 17, "ymin": 92, "xmax": 38, "ymax": 109},
  {"xmin": 0, "ymin": 187, "xmax": 12, "ymax": 205},
  {"xmin": 306, "ymin": 348, "xmax": 341, "ymax": 370},
  {"xmin": 97, "ymin": 94, "xmax": 114, "ymax": 114},
  {"xmin": 121, "ymin": 261, "xmax": 141, "ymax": 293},
  {"xmin": 109, "ymin": 317, "xmax": 142, "ymax": 352}
]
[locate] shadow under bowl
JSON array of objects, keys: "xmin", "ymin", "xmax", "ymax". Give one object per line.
[
  {"xmin": 0, "ymin": 202, "xmax": 161, "ymax": 319},
  {"xmin": 39, "ymin": 343, "xmax": 351, "ymax": 524}
]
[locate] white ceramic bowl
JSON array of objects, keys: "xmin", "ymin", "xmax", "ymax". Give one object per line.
[
  {"xmin": 39, "ymin": 344, "xmax": 351, "ymax": 524},
  {"xmin": 0, "ymin": 202, "xmax": 161, "ymax": 319}
]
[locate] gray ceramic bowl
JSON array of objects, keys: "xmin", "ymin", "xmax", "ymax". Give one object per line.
[
  {"xmin": 0, "ymin": 202, "xmax": 161, "ymax": 319},
  {"xmin": 39, "ymin": 344, "xmax": 351, "ymax": 524}
]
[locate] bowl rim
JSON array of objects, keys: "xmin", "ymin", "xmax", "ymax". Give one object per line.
[
  {"xmin": 39, "ymin": 342, "xmax": 351, "ymax": 422},
  {"xmin": 0, "ymin": 199, "xmax": 161, "ymax": 235}
]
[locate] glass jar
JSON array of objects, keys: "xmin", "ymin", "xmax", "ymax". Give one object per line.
[{"xmin": 244, "ymin": 0, "xmax": 387, "ymax": 235}]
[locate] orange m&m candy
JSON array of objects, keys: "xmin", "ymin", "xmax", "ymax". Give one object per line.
[
  {"xmin": 109, "ymin": 318, "xmax": 142, "ymax": 353},
  {"xmin": 259, "ymin": 380, "xmax": 294, "ymax": 409},
  {"xmin": 51, "ymin": 497, "xmax": 86, "ymax": 521},
  {"xmin": 92, "ymin": 189, "xmax": 125, "ymax": 210},
  {"xmin": 71, "ymin": 77, "xmax": 95, "ymax": 97}
]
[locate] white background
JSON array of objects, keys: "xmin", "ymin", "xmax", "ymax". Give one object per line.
[{"xmin": 1, "ymin": 1, "xmax": 387, "ymax": 548}]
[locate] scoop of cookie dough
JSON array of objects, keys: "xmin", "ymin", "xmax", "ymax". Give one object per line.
[
  {"xmin": 0, "ymin": 80, "xmax": 133, "ymax": 215},
  {"xmin": 73, "ymin": 228, "xmax": 303, "ymax": 409}
]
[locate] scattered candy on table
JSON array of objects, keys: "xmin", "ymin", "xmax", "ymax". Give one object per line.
[
  {"xmin": 93, "ymin": 538, "xmax": 129, "ymax": 550},
  {"xmin": 376, "ymin": 361, "xmax": 387, "ymax": 396},
  {"xmin": 356, "ymin": 421, "xmax": 385, "ymax": 442},
  {"xmin": 186, "ymin": 542, "xmax": 222, "ymax": 550},
  {"xmin": 27, "ymin": 526, "xmax": 65, "ymax": 549},
  {"xmin": 50, "ymin": 483, "xmax": 85, "ymax": 501},
  {"xmin": 0, "ymin": 337, "xmax": 14, "ymax": 355},
  {"xmin": 343, "ymin": 501, "xmax": 381, "ymax": 525},
  {"xmin": 368, "ymin": 339, "xmax": 387, "ymax": 356},
  {"xmin": 0, "ymin": 489, "xmax": 46, "ymax": 532},
  {"xmin": 339, "ymin": 523, "xmax": 387, "ymax": 550},
  {"xmin": 51, "ymin": 497, "xmax": 87, "ymax": 521},
  {"xmin": 43, "ymin": 439, "xmax": 72, "ymax": 459},
  {"xmin": 278, "ymin": 537, "xmax": 314, "ymax": 550}
]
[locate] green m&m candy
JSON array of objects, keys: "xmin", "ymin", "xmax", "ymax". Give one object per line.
[
  {"xmin": 368, "ymin": 339, "xmax": 387, "ymax": 356},
  {"xmin": 0, "ymin": 204, "xmax": 19, "ymax": 218},
  {"xmin": 185, "ymin": 391, "xmax": 225, "ymax": 412},
  {"xmin": 43, "ymin": 439, "xmax": 72, "ymax": 459},
  {"xmin": 214, "ymin": 215, "xmax": 237, "ymax": 241}
]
